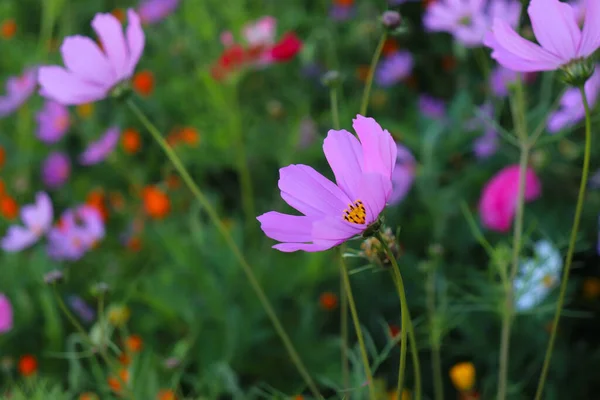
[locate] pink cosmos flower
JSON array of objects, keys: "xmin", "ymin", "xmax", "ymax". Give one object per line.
[
  {"xmin": 376, "ymin": 51, "xmax": 414, "ymax": 87},
  {"xmin": 484, "ymin": 0, "xmax": 600, "ymax": 72},
  {"xmin": 138, "ymin": 0, "xmax": 179, "ymax": 24},
  {"xmin": 36, "ymin": 100, "xmax": 70, "ymax": 143},
  {"xmin": 389, "ymin": 145, "xmax": 416, "ymax": 205},
  {"xmin": 424, "ymin": 0, "xmax": 489, "ymax": 47},
  {"xmin": 0, "ymin": 294, "xmax": 13, "ymax": 333},
  {"xmin": 38, "ymin": 10, "xmax": 145, "ymax": 105},
  {"xmin": 0, "ymin": 68, "xmax": 37, "ymax": 117},
  {"xmin": 1, "ymin": 192, "xmax": 53, "ymax": 252},
  {"xmin": 42, "ymin": 152, "xmax": 71, "ymax": 189},
  {"xmin": 257, "ymin": 115, "xmax": 396, "ymax": 252},
  {"xmin": 548, "ymin": 66, "xmax": 600, "ymax": 133},
  {"xmin": 47, "ymin": 206, "xmax": 105, "ymax": 261},
  {"xmin": 479, "ymin": 165, "xmax": 541, "ymax": 232},
  {"xmin": 79, "ymin": 127, "xmax": 120, "ymax": 165}
]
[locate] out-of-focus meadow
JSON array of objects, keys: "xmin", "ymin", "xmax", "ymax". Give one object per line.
[{"xmin": 1, "ymin": 0, "xmax": 600, "ymax": 399}]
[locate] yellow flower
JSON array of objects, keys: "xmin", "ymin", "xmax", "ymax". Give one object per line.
[
  {"xmin": 76, "ymin": 103, "xmax": 94, "ymax": 119},
  {"xmin": 387, "ymin": 389, "xmax": 411, "ymax": 400},
  {"xmin": 450, "ymin": 362, "xmax": 475, "ymax": 392},
  {"xmin": 108, "ymin": 305, "xmax": 131, "ymax": 327}
]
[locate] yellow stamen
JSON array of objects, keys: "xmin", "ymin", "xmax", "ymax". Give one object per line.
[
  {"xmin": 343, "ymin": 200, "xmax": 366, "ymax": 224},
  {"xmin": 542, "ymin": 274, "xmax": 554, "ymax": 288}
]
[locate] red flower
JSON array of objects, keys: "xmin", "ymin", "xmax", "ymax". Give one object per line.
[{"xmin": 271, "ymin": 33, "xmax": 302, "ymax": 62}]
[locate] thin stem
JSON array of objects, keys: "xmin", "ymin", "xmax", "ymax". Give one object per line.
[
  {"xmin": 427, "ymin": 265, "xmax": 444, "ymax": 400},
  {"xmin": 360, "ymin": 33, "xmax": 387, "ymax": 116},
  {"xmin": 338, "ymin": 247, "xmax": 376, "ymax": 400},
  {"xmin": 126, "ymin": 99, "xmax": 321, "ymax": 399},
  {"xmin": 331, "ymin": 88, "xmax": 341, "ymax": 130},
  {"xmin": 534, "ymin": 85, "xmax": 593, "ymax": 400},
  {"xmin": 497, "ymin": 77, "xmax": 529, "ymax": 400},
  {"xmin": 376, "ymin": 232, "xmax": 422, "ymax": 400}
]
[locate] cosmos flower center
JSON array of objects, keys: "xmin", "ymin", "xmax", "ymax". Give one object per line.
[
  {"xmin": 343, "ymin": 200, "xmax": 366, "ymax": 225},
  {"xmin": 31, "ymin": 224, "xmax": 43, "ymax": 237},
  {"xmin": 542, "ymin": 274, "xmax": 555, "ymax": 288},
  {"xmin": 54, "ymin": 115, "xmax": 69, "ymax": 131},
  {"xmin": 458, "ymin": 15, "xmax": 472, "ymax": 27}
]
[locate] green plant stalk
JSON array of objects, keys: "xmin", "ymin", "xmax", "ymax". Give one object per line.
[
  {"xmin": 427, "ymin": 265, "xmax": 444, "ymax": 400},
  {"xmin": 126, "ymin": 99, "xmax": 321, "ymax": 399},
  {"xmin": 376, "ymin": 232, "xmax": 422, "ymax": 400},
  {"xmin": 338, "ymin": 246, "xmax": 376, "ymax": 400},
  {"xmin": 534, "ymin": 85, "xmax": 593, "ymax": 400},
  {"xmin": 360, "ymin": 33, "xmax": 387, "ymax": 116},
  {"xmin": 497, "ymin": 77, "xmax": 529, "ymax": 400}
]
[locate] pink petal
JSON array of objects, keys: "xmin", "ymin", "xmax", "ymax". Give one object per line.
[
  {"xmin": 0, "ymin": 294, "xmax": 13, "ymax": 333},
  {"xmin": 352, "ymin": 115, "xmax": 397, "ymax": 179},
  {"xmin": 312, "ymin": 217, "xmax": 364, "ymax": 242},
  {"xmin": 354, "ymin": 173, "xmax": 392, "ymax": 225},
  {"xmin": 278, "ymin": 164, "xmax": 350, "ymax": 217},
  {"xmin": 38, "ymin": 66, "xmax": 108, "ymax": 105},
  {"xmin": 257, "ymin": 211, "xmax": 316, "ymax": 243},
  {"xmin": 91, "ymin": 12, "xmax": 128, "ymax": 80},
  {"xmin": 578, "ymin": 0, "xmax": 600, "ymax": 57},
  {"xmin": 485, "ymin": 20, "xmax": 563, "ymax": 72},
  {"xmin": 125, "ymin": 9, "xmax": 145, "ymax": 77},
  {"xmin": 60, "ymin": 36, "xmax": 115, "ymax": 86},
  {"xmin": 1, "ymin": 226, "xmax": 39, "ymax": 252},
  {"xmin": 272, "ymin": 242, "xmax": 337, "ymax": 252},
  {"xmin": 323, "ymin": 129, "xmax": 364, "ymax": 200},
  {"xmin": 528, "ymin": 0, "xmax": 580, "ymax": 61}
]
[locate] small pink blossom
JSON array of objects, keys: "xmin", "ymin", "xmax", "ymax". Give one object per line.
[
  {"xmin": 38, "ymin": 10, "xmax": 145, "ymax": 105},
  {"xmin": 47, "ymin": 206, "xmax": 105, "ymax": 261},
  {"xmin": 1, "ymin": 192, "xmax": 53, "ymax": 252},
  {"xmin": 138, "ymin": 0, "xmax": 179, "ymax": 24},
  {"xmin": 0, "ymin": 294, "xmax": 13, "ymax": 334},
  {"xmin": 79, "ymin": 127, "xmax": 120, "ymax": 165},
  {"xmin": 242, "ymin": 16, "xmax": 276, "ymax": 48},
  {"xmin": 0, "ymin": 68, "xmax": 37, "ymax": 117},
  {"xmin": 36, "ymin": 100, "xmax": 70, "ymax": 143},
  {"xmin": 479, "ymin": 165, "xmax": 541, "ymax": 232}
]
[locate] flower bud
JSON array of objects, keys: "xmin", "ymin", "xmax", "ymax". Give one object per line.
[
  {"xmin": 449, "ymin": 362, "xmax": 475, "ymax": 392},
  {"xmin": 91, "ymin": 282, "xmax": 110, "ymax": 296},
  {"xmin": 560, "ymin": 58, "xmax": 595, "ymax": 87},
  {"xmin": 44, "ymin": 270, "xmax": 64, "ymax": 285},
  {"xmin": 360, "ymin": 226, "xmax": 401, "ymax": 267},
  {"xmin": 321, "ymin": 70, "xmax": 341, "ymax": 88},
  {"xmin": 381, "ymin": 11, "xmax": 401, "ymax": 30}
]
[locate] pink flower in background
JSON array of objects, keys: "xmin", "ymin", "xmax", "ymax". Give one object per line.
[
  {"xmin": 42, "ymin": 152, "xmax": 71, "ymax": 189},
  {"xmin": 423, "ymin": 0, "xmax": 489, "ymax": 47},
  {"xmin": 1, "ymin": 192, "xmax": 53, "ymax": 252},
  {"xmin": 79, "ymin": 127, "xmax": 120, "ymax": 165},
  {"xmin": 467, "ymin": 103, "xmax": 499, "ymax": 159},
  {"xmin": 376, "ymin": 51, "xmax": 414, "ymax": 87},
  {"xmin": 488, "ymin": 0, "xmax": 520, "ymax": 29},
  {"xmin": 47, "ymin": 206, "xmax": 105, "ymax": 261},
  {"xmin": 258, "ymin": 115, "xmax": 396, "ymax": 252},
  {"xmin": 243, "ymin": 16, "xmax": 276, "ymax": 47},
  {"xmin": 479, "ymin": 165, "xmax": 541, "ymax": 232},
  {"xmin": 548, "ymin": 66, "xmax": 600, "ymax": 133},
  {"xmin": 0, "ymin": 68, "xmax": 37, "ymax": 117},
  {"xmin": 389, "ymin": 145, "xmax": 416, "ymax": 205},
  {"xmin": 419, "ymin": 95, "xmax": 446, "ymax": 119},
  {"xmin": 490, "ymin": 65, "xmax": 519, "ymax": 97},
  {"xmin": 0, "ymin": 294, "xmax": 13, "ymax": 333},
  {"xmin": 36, "ymin": 101, "xmax": 70, "ymax": 143},
  {"xmin": 138, "ymin": 0, "xmax": 179, "ymax": 24},
  {"xmin": 484, "ymin": 0, "xmax": 600, "ymax": 72},
  {"xmin": 38, "ymin": 10, "xmax": 145, "ymax": 105}
]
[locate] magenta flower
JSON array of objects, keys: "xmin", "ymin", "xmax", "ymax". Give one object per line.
[
  {"xmin": 419, "ymin": 95, "xmax": 446, "ymax": 119},
  {"xmin": 484, "ymin": 0, "xmax": 600, "ymax": 72},
  {"xmin": 36, "ymin": 101, "xmax": 70, "ymax": 143},
  {"xmin": 0, "ymin": 294, "xmax": 13, "ymax": 334},
  {"xmin": 138, "ymin": 0, "xmax": 179, "ymax": 24},
  {"xmin": 548, "ymin": 66, "xmax": 600, "ymax": 133},
  {"xmin": 423, "ymin": 0, "xmax": 489, "ymax": 47},
  {"xmin": 79, "ymin": 127, "xmax": 120, "ymax": 165},
  {"xmin": 479, "ymin": 165, "xmax": 541, "ymax": 232},
  {"xmin": 389, "ymin": 145, "xmax": 416, "ymax": 205},
  {"xmin": 376, "ymin": 51, "xmax": 414, "ymax": 87},
  {"xmin": 42, "ymin": 152, "xmax": 71, "ymax": 189},
  {"xmin": 0, "ymin": 68, "xmax": 37, "ymax": 117},
  {"xmin": 1, "ymin": 192, "xmax": 53, "ymax": 252},
  {"xmin": 242, "ymin": 16, "xmax": 276, "ymax": 47},
  {"xmin": 38, "ymin": 10, "xmax": 145, "ymax": 105},
  {"xmin": 47, "ymin": 206, "xmax": 104, "ymax": 261},
  {"xmin": 257, "ymin": 115, "xmax": 396, "ymax": 252}
]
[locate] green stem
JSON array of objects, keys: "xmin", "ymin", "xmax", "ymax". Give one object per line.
[
  {"xmin": 376, "ymin": 232, "xmax": 422, "ymax": 400},
  {"xmin": 427, "ymin": 265, "xmax": 444, "ymax": 400},
  {"xmin": 338, "ymin": 247, "xmax": 376, "ymax": 400},
  {"xmin": 534, "ymin": 85, "xmax": 592, "ymax": 400},
  {"xmin": 126, "ymin": 99, "xmax": 321, "ymax": 399},
  {"xmin": 360, "ymin": 33, "xmax": 387, "ymax": 116}
]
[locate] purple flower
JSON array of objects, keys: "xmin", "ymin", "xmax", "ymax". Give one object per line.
[
  {"xmin": 47, "ymin": 206, "xmax": 105, "ymax": 261},
  {"xmin": 67, "ymin": 296, "xmax": 96, "ymax": 323},
  {"xmin": 424, "ymin": 0, "xmax": 489, "ymax": 47},
  {"xmin": 0, "ymin": 294, "xmax": 13, "ymax": 334},
  {"xmin": 548, "ymin": 66, "xmax": 600, "ymax": 133},
  {"xmin": 42, "ymin": 152, "xmax": 71, "ymax": 189},
  {"xmin": 79, "ymin": 127, "xmax": 120, "ymax": 165},
  {"xmin": 490, "ymin": 65, "xmax": 519, "ymax": 97},
  {"xmin": 330, "ymin": 4, "xmax": 355, "ymax": 21},
  {"xmin": 484, "ymin": 0, "xmax": 600, "ymax": 72},
  {"xmin": 38, "ymin": 10, "xmax": 145, "ymax": 105},
  {"xmin": 36, "ymin": 101, "xmax": 70, "ymax": 143},
  {"xmin": 466, "ymin": 103, "xmax": 499, "ymax": 159},
  {"xmin": 138, "ymin": 0, "xmax": 179, "ymax": 24},
  {"xmin": 1, "ymin": 192, "xmax": 53, "ymax": 252},
  {"xmin": 0, "ymin": 68, "xmax": 37, "ymax": 117},
  {"xmin": 419, "ymin": 95, "xmax": 446, "ymax": 119},
  {"xmin": 376, "ymin": 51, "xmax": 414, "ymax": 87},
  {"xmin": 488, "ymin": 0, "xmax": 520, "ymax": 29},
  {"xmin": 257, "ymin": 115, "xmax": 396, "ymax": 252},
  {"xmin": 389, "ymin": 145, "xmax": 416, "ymax": 205}
]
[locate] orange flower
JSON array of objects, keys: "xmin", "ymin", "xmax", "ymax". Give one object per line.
[
  {"xmin": 1, "ymin": 196, "xmax": 19, "ymax": 220},
  {"xmin": 334, "ymin": 0, "xmax": 354, "ymax": 5},
  {"xmin": 157, "ymin": 389, "xmax": 177, "ymax": 400},
  {"xmin": 388, "ymin": 324, "xmax": 401, "ymax": 339},
  {"xmin": 127, "ymin": 237, "xmax": 142, "ymax": 252},
  {"xmin": 382, "ymin": 38, "xmax": 399, "ymax": 56},
  {"xmin": 180, "ymin": 127, "xmax": 200, "ymax": 146},
  {"xmin": 108, "ymin": 369, "xmax": 130, "ymax": 393},
  {"xmin": 121, "ymin": 128, "xmax": 142, "ymax": 154},
  {"xmin": 79, "ymin": 392, "xmax": 99, "ymax": 400},
  {"xmin": 1, "ymin": 19, "xmax": 16, "ymax": 39},
  {"xmin": 18, "ymin": 355, "xmax": 37, "ymax": 377},
  {"xmin": 0, "ymin": 180, "xmax": 5, "ymax": 196},
  {"xmin": 76, "ymin": 103, "xmax": 94, "ymax": 119},
  {"xmin": 125, "ymin": 335, "xmax": 143, "ymax": 353},
  {"xmin": 86, "ymin": 189, "xmax": 109, "ymax": 221},
  {"xmin": 0, "ymin": 145, "xmax": 5, "ymax": 169},
  {"xmin": 111, "ymin": 8, "xmax": 126, "ymax": 22},
  {"xmin": 132, "ymin": 70, "xmax": 155, "ymax": 97},
  {"xmin": 319, "ymin": 292, "xmax": 338, "ymax": 310},
  {"xmin": 142, "ymin": 186, "xmax": 170, "ymax": 219},
  {"xmin": 119, "ymin": 352, "xmax": 131, "ymax": 367}
]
